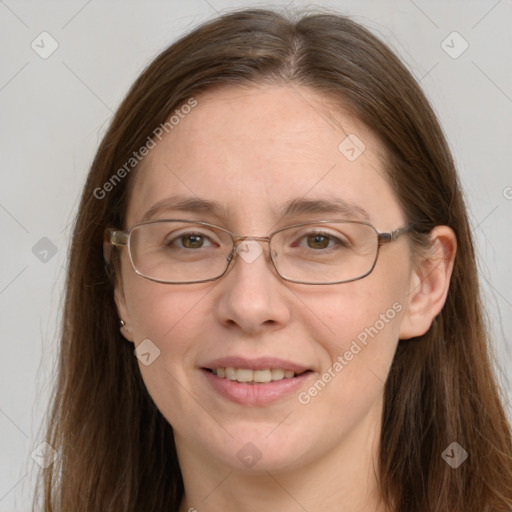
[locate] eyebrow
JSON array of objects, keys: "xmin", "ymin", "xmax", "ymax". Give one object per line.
[
  {"xmin": 140, "ymin": 196, "xmax": 229, "ymax": 223},
  {"xmin": 279, "ymin": 197, "xmax": 370, "ymax": 222},
  {"xmin": 139, "ymin": 195, "xmax": 370, "ymax": 224}
]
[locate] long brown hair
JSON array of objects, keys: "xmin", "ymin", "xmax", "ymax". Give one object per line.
[{"xmin": 36, "ymin": 8, "xmax": 512, "ymax": 511}]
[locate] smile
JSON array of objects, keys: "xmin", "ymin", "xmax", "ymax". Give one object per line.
[
  {"xmin": 209, "ymin": 367, "xmax": 305, "ymax": 383},
  {"xmin": 201, "ymin": 367, "xmax": 313, "ymax": 406}
]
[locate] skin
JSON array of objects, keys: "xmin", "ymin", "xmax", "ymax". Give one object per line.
[{"xmin": 115, "ymin": 84, "xmax": 456, "ymax": 512}]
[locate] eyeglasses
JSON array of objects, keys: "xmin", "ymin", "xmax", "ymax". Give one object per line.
[{"xmin": 106, "ymin": 219, "xmax": 410, "ymax": 285}]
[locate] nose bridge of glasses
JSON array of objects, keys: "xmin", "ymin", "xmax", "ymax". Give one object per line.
[
  {"xmin": 232, "ymin": 234, "xmax": 272, "ymax": 246},
  {"xmin": 227, "ymin": 235, "xmax": 274, "ymax": 267}
]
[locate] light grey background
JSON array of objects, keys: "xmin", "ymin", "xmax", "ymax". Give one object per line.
[{"xmin": 1, "ymin": 1, "xmax": 511, "ymax": 509}]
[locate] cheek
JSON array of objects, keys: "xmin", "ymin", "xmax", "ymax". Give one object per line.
[
  {"xmin": 297, "ymin": 265, "xmax": 408, "ymax": 404},
  {"xmin": 125, "ymin": 272, "xmax": 204, "ymax": 338},
  {"xmin": 331, "ymin": 299, "xmax": 402, "ymax": 389},
  {"xmin": 123, "ymin": 275, "xmax": 215, "ymax": 375},
  {"xmin": 293, "ymin": 297, "xmax": 403, "ymax": 448},
  {"xmin": 321, "ymin": 290, "xmax": 403, "ymax": 357},
  {"xmin": 123, "ymin": 279, "xmax": 216, "ymax": 421}
]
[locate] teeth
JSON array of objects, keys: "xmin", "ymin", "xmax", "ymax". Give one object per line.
[
  {"xmin": 253, "ymin": 369, "xmax": 272, "ymax": 383},
  {"xmin": 225, "ymin": 367, "xmax": 237, "ymax": 380},
  {"xmin": 211, "ymin": 367, "xmax": 301, "ymax": 383},
  {"xmin": 236, "ymin": 368, "xmax": 254, "ymax": 382},
  {"xmin": 271, "ymin": 368, "xmax": 285, "ymax": 380}
]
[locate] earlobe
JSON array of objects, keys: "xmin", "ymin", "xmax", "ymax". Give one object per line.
[
  {"xmin": 114, "ymin": 282, "xmax": 135, "ymax": 343},
  {"xmin": 399, "ymin": 226, "xmax": 457, "ymax": 340}
]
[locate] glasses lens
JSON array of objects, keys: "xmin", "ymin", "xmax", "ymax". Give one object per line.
[
  {"xmin": 271, "ymin": 222, "xmax": 378, "ymax": 284},
  {"xmin": 129, "ymin": 221, "xmax": 232, "ymax": 283}
]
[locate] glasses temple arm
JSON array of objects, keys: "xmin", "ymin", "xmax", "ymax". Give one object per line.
[
  {"xmin": 108, "ymin": 229, "xmax": 129, "ymax": 247},
  {"xmin": 103, "ymin": 228, "xmax": 129, "ymax": 267},
  {"xmin": 377, "ymin": 225, "xmax": 413, "ymax": 245}
]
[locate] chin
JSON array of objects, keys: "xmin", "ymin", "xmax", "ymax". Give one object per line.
[{"xmin": 200, "ymin": 423, "xmax": 316, "ymax": 473}]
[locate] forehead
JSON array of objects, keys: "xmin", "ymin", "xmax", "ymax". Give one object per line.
[{"xmin": 126, "ymin": 84, "xmax": 403, "ymax": 229}]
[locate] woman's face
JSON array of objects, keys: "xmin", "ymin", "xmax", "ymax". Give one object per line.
[{"xmin": 116, "ymin": 85, "xmax": 414, "ymax": 473}]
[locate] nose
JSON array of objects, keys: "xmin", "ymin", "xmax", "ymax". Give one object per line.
[{"xmin": 213, "ymin": 239, "xmax": 292, "ymax": 334}]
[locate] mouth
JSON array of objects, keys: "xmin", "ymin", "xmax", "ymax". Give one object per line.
[
  {"xmin": 199, "ymin": 357, "xmax": 314, "ymax": 406},
  {"xmin": 204, "ymin": 367, "xmax": 311, "ymax": 383}
]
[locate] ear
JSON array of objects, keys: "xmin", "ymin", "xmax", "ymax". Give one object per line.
[
  {"xmin": 399, "ymin": 225, "xmax": 457, "ymax": 340},
  {"xmin": 114, "ymin": 277, "xmax": 135, "ymax": 343}
]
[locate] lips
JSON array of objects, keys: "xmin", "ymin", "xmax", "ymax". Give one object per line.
[{"xmin": 200, "ymin": 356, "xmax": 314, "ymax": 406}]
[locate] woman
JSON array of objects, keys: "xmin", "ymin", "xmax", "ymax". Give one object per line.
[{"xmin": 36, "ymin": 8, "xmax": 512, "ymax": 511}]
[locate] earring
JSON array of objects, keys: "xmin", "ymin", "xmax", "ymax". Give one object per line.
[{"xmin": 120, "ymin": 319, "xmax": 126, "ymax": 327}]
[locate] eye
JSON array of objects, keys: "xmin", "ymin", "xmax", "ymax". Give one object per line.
[
  {"xmin": 295, "ymin": 230, "xmax": 349, "ymax": 251},
  {"xmin": 166, "ymin": 231, "xmax": 217, "ymax": 249},
  {"xmin": 306, "ymin": 234, "xmax": 332, "ymax": 250},
  {"xmin": 180, "ymin": 233, "xmax": 208, "ymax": 249}
]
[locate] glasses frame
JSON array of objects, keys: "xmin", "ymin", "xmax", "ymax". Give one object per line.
[{"xmin": 106, "ymin": 218, "xmax": 411, "ymax": 285}]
